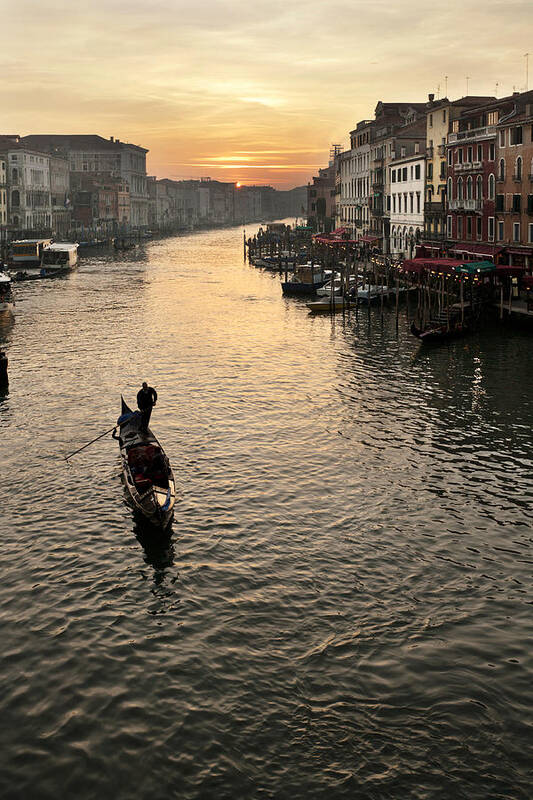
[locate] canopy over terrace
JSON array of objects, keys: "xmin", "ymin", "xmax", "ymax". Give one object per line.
[
  {"xmin": 401, "ymin": 258, "xmax": 496, "ymax": 277},
  {"xmin": 449, "ymin": 242, "xmax": 503, "ymax": 260}
]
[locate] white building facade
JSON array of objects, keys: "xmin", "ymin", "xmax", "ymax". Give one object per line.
[
  {"xmin": 0, "ymin": 156, "xmax": 7, "ymax": 228},
  {"xmin": 6, "ymin": 146, "xmax": 52, "ymax": 231},
  {"xmin": 389, "ymin": 153, "xmax": 425, "ymax": 257}
]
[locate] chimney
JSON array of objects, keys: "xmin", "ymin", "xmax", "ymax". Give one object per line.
[
  {"xmin": 110, "ymin": 136, "xmax": 114, "ymax": 142},
  {"xmin": 428, "ymin": 93, "xmax": 435, "ymax": 104}
]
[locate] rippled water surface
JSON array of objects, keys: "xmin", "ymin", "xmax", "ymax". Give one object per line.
[{"xmin": 1, "ymin": 227, "xmax": 532, "ymax": 799}]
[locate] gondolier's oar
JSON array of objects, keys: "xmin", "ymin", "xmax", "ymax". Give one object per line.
[{"xmin": 64, "ymin": 412, "xmax": 137, "ymax": 461}]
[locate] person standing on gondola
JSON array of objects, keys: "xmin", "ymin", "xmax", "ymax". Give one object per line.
[{"xmin": 137, "ymin": 381, "xmax": 157, "ymax": 431}]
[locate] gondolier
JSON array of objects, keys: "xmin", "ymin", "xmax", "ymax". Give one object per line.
[{"xmin": 137, "ymin": 382, "xmax": 157, "ymax": 431}]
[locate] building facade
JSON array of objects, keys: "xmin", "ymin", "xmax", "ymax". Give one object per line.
[
  {"xmin": 389, "ymin": 152, "xmax": 426, "ymax": 256},
  {"xmin": 0, "ymin": 156, "xmax": 6, "ymax": 229}
]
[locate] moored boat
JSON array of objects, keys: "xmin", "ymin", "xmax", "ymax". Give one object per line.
[
  {"xmin": 0, "ymin": 272, "xmax": 14, "ymax": 314},
  {"xmin": 306, "ymin": 296, "xmax": 353, "ymax": 313},
  {"xmin": 10, "ymin": 238, "xmax": 52, "ymax": 268},
  {"xmin": 40, "ymin": 242, "xmax": 79, "ymax": 275},
  {"xmin": 282, "ymin": 264, "xmax": 331, "ymax": 296},
  {"xmin": 114, "ymin": 397, "xmax": 175, "ymax": 529}
]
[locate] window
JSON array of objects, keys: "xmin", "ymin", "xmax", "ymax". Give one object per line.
[
  {"xmin": 447, "ymin": 215, "xmax": 452, "ymax": 236},
  {"xmin": 429, "ymin": 114, "xmax": 433, "ymax": 127},
  {"xmin": 410, "ymin": 192, "xmax": 413, "ymax": 213},
  {"xmin": 428, "ymin": 163, "xmax": 433, "ymax": 179},
  {"xmin": 499, "ymin": 130, "xmax": 505, "ymax": 147},
  {"xmin": 414, "ymin": 142, "xmax": 420, "ymax": 154},
  {"xmin": 467, "ymin": 216, "xmax": 472, "ymax": 237},
  {"xmin": 448, "ymin": 149, "xmax": 453, "ymax": 166},
  {"xmin": 440, "ymin": 161, "xmax": 446, "ymax": 179},
  {"xmin": 476, "ymin": 175, "xmax": 483, "ymax": 200},
  {"xmin": 467, "ymin": 146, "xmax": 473, "ymax": 163},
  {"xmin": 401, "ymin": 147, "xmax": 406, "ymax": 157},
  {"xmin": 458, "ymin": 177, "xmax": 464, "ymax": 200},
  {"xmin": 11, "ymin": 168, "xmax": 18, "ymax": 182},
  {"xmin": 498, "ymin": 221, "xmax": 504, "ymax": 241},
  {"xmin": 495, "ymin": 194, "xmax": 505, "ymax": 211},
  {"xmin": 513, "ymin": 222, "xmax": 520, "ymax": 241},
  {"xmin": 489, "ymin": 143, "xmax": 495, "ymax": 160},
  {"xmin": 488, "ymin": 111, "xmax": 499, "ymax": 125},
  {"xmin": 529, "ymin": 223, "xmax": 533, "ymax": 243},
  {"xmin": 443, "ymin": 109, "xmax": 446, "ymax": 123},
  {"xmin": 528, "ymin": 195, "xmax": 533, "ymax": 213},
  {"xmin": 458, "ymin": 149, "xmax": 463, "ymax": 164},
  {"xmin": 510, "ymin": 126, "xmax": 523, "ymax": 145},
  {"xmin": 415, "ymin": 164, "xmax": 421, "ymax": 179},
  {"xmin": 11, "ymin": 189, "xmax": 20, "ymax": 207},
  {"xmin": 416, "ymin": 192, "xmax": 421, "ymax": 213},
  {"xmin": 498, "ymin": 159, "xmax": 505, "ymax": 180},
  {"xmin": 512, "ymin": 194, "xmax": 521, "ymax": 212},
  {"xmin": 447, "ymin": 177, "xmax": 453, "ymax": 200},
  {"xmin": 410, "ymin": 166, "xmax": 413, "ymax": 180},
  {"xmin": 488, "ymin": 216, "xmax": 495, "ymax": 240},
  {"xmin": 488, "ymin": 174, "xmax": 495, "ymax": 199},
  {"xmin": 398, "ymin": 195, "xmax": 401, "ymax": 212},
  {"xmin": 467, "ymin": 176, "xmax": 473, "ymax": 200},
  {"xmin": 515, "ymin": 157, "xmax": 522, "ymax": 180},
  {"xmin": 458, "ymin": 216, "xmax": 463, "ymax": 237},
  {"xmin": 477, "ymin": 145, "xmax": 482, "ymax": 162},
  {"xmin": 391, "ymin": 170, "xmax": 396, "ymax": 183},
  {"xmin": 402, "ymin": 168, "xmax": 407, "ymax": 181},
  {"xmin": 477, "ymin": 217, "xmax": 483, "ymax": 239}
]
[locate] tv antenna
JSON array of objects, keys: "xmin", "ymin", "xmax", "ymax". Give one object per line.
[{"xmin": 525, "ymin": 53, "xmax": 529, "ymax": 91}]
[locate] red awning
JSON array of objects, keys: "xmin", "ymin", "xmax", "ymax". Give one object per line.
[
  {"xmin": 496, "ymin": 265, "xmax": 526, "ymax": 277},
  {"xmin": 358, "ymin": 235, "xmax": 380, "ymax": 244},
  {"xmin": 450, "ymin": 242, "xmax": 502, "ymax": 259},
  {"xmin": 505, "ymin": 247, "xmax": 533, "ymax": 256},
  {"xmin": 331, "ymin": 227, "xmax": 347, "ymax": 236},
  {"xmin": 521, "ymin": 274, "xmax": 533, "ymax": 289},
  {"xmin": 401, "ymin": 258, "xmax": 465, "ymax": 276}
]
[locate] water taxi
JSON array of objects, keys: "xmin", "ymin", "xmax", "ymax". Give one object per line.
[
  {"xmin": 40, "ymin": 242, "xmax": 79, "ymax": 275},
  {"xmin": 11, "ymin": 239, "xmax": 52, "ymax": 268}
]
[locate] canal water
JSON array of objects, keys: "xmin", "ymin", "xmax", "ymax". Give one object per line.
[{"xmin": 0, "ymin": 226, "xmax": 532, "ymax": 799}]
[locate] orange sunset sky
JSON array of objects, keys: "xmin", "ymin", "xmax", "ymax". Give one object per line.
[{"xmin": 3, "ymin": 0, "xmax": 533, "ymax": 189}]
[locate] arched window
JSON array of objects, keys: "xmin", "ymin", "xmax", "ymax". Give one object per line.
[
  {"xmin": 476, "ymin": 175, "xmax": 483, "ymax": 200},
  {"xmin": 488, "ymin": 174, "xmax": 495, "ymax": 200},
  {"xmin": 458, "ymin": 177, "xmax": 464, "ymax": 201},
  {"xmin": 11, "ymin": 168, "xmax": 18, "ymax": 182},
  {"xmin": 13, "ymin": 215, "xmax": 19, "ymax": 226},
  {"xmin": 467, "ymin": 176, "xmax": 473, "ymax": 200},
  {"xmin": 447, "ymin": 177, "xmax": 453, "ymax": 201},
  {"xmin": 499, "ymin": 159, "xmax": 505, "ymax": 180},
  {"xmin": 516, "ymin": 156, "xmax": 522, "ymax": 180},
  {"xmin": 11, "ymin": 189, "xmax": 20, "ymax": 207}
]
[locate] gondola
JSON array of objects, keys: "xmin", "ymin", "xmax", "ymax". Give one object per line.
[
  {"xmin": 114, "ymin": 397, "xmax": 175, "ymax": 529},
  {"xmin": 410, "ymin": 318, "xmax": 471, "ymax": 343}
]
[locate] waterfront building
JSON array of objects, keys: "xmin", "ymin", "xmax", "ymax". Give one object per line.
[
  {"xmin": 0, "ymin": 135, "xmax": 52, "ymax": 232},
  {"xmin": 22, "ymin": 135, "xmax": 149, "ymax": 229},
  {"xmin": 389, "ymin": 151, "xmax": 426, "ymax": 257},
  {"xmin": 424, "ymin": 94, "xmax": 495, "ymax": 246},
  {"xmin": 446, "ymin": 96, "xmax": 515, "ymax": 255},
  {"xmin": 369, "ymin": 102, "xmax": 426, "ymax": 252},
  {"xmin": 49, "ymin": 153, "xmax": 71, "ymax": 236},
  {"xmin": 70, "ymin": 173, "xmax": 129, "ymax": 233},
  {"xmin": 336, "ymin": 122, "xmax": 372, "ymax": 238},
  {"xmin": 493, "ymin": 90, "xmax": 533, "ymax": 267},
  {"xmin": 307, "ymin": 160, "xmax": 337, "ymax": 233},
  {"xmin": 0, "ymin": 155, "xmax": 7, "ymax": 228}
]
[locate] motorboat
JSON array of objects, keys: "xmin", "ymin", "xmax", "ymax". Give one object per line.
[
  {"xmin": 0, "ymin": 272, "xmax": 14, "ymax": 314},
  {"xmin": 40, "ymin": 242, "xmax": 79, "ymax": 275},
  {"xmin": 306, "ymin": 296, "xmax": 353, "ymax": 313},
  {"xmin": 282, "ymin": 264, "xmax": 332, "ymax": 297}
]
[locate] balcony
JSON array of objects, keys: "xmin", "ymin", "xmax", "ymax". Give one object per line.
[
  {"xmin": 448, "ymin": 198, "xmax": 483, "ymax": 212},
  {"xmin": 425, "ymin": 201, "xmax": 445, "ymax": 214},
  {"xmin": 426, "ymin": 146, "xmax": 434, "ymax": 159},
  {"xmin": 438, "ymin": 144, "xmax": 446, "ymax": 156},
  {"xmin": 454, "ymin": 161, "xmax": 483, "ymax": 172},
  {"xmin": 448, "ymin": 125, "xmax": 496, "ymax": 144}
]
